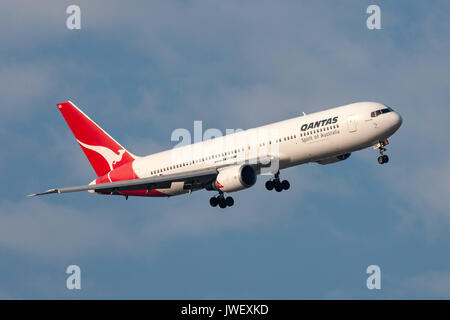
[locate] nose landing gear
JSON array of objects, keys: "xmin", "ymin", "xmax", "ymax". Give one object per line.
[
  {"xmin": 209, "ymin": 192, "xmax": 234, "ymax": 208},
  {"xmin": 265, "ymin": 171, "xmax": 290, "ymax": 192},
  {"xmin": 378, "ymin": 154, "xmax": 389, "ymax": 164},
  {"xmin": 377, "ymin": 140, "xmax": 389, "ymax": 164}
]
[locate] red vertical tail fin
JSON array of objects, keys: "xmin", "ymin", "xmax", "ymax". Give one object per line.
[{"xmin": 57, "ymin": 101, "xmax": 137, "ymax": 177}]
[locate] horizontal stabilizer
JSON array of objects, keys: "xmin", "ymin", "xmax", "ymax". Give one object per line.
[{"xmin": 27, "ymin": 189, "xmax": 59, "ymax": 197}]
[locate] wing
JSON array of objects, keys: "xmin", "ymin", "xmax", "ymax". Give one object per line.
[
  {"xmin": 28, "ymin": 167, "xmax": 218, "ymax": 197},
  {"xmin": 27, "ymin": 155, "xmax": 281, "ymax": 197}
]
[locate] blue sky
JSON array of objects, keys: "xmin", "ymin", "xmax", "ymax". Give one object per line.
[{"xmin": 1, "ymin": 0, "xmax": 450, "ymax": 299}]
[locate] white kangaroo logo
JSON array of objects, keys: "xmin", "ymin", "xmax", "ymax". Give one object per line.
[{"xmin": 77, "ymin": 140, "xmax": 126, "ymax": 171}]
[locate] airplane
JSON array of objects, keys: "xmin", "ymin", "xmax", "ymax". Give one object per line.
[{"xmin": 28, "ymin": 101, "xmax": 402, "ymax": 208}]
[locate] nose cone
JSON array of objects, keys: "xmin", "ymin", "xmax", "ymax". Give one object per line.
[{"xmin": 391, "ymin": 112, "xmax": 403, "ymax": 131}]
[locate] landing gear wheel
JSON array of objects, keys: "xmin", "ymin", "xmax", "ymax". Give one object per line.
[
  {"xmin": 274, "ymin": 180, "xmax": 283, "ymax": 192},
  {"xmin": 225, "ymin": 196, "xmax": 234, "ymax": 207},
  {"xmin": 209, "ymin": 197, "xmax": 218, "ymax": 207},
  {"xmin": 377, "ymin": 141, "xmax": 390, "ymax": 165},
  {"xmin": 378, "ymin": 155, "xmax": 390, "ymax": 164},
  {"xmin": 267, "ymin": 171, "xmax": 290, "ymax": 192},
  {"xmin": 211, "ymin": 192, "xmax": 234, "ymax": 208},
  {"xmin": 218, "ymin": 197, "xmax": 227, "ymax": 208},
  {"xmin": 378, "ymin": 155, "xmax": 384, "ymax": 164}
]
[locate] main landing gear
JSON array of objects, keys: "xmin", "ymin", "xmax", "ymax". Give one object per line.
[
  {"xmin": 265, "ymin": 171, "xmax": 290, "ymax": 192},
  {"xmin": 377, "ymin": 140, "xmax": 389, "ymax": 165},
  {"xmin": 210, "ymin": 192, "xmax": 234, "ymax": 208}
]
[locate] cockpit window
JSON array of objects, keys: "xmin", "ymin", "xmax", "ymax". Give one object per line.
[{"xmin": 371, "ymin": 107, "xmax": 392, "ymax": 118}]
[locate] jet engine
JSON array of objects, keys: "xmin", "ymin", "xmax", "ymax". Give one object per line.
[{"xmin": 208, "ymin": 164, "xmax": 257, "ymax": 192}]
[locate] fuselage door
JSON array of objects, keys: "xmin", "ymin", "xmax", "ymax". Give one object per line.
[{"xmin": 347, "ymin": 115, "xmax": 358, "ymax": 133}]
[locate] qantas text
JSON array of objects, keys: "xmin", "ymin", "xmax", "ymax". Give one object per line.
[{"xmin": 300, "ymin": 116, "xmax": 338, "ymax": 131}]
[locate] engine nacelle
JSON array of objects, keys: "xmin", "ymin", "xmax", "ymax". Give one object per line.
[
  {"xmin": 209, "ymin": 164, "xmax": 257, "ymax": 192},
  {"xmin": 316, "ymin": 153, "xmax": 351, "ymax": 165}
]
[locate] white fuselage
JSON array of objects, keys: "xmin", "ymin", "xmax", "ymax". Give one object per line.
[{"xmin": 129, "ymin": 102, "xmax": 402, "ymax": 196}]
